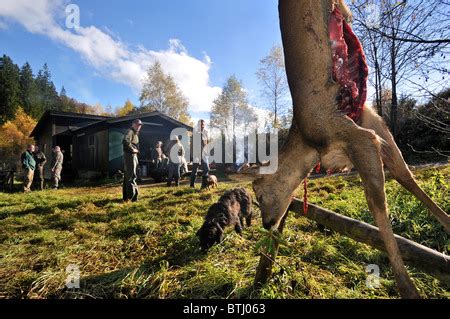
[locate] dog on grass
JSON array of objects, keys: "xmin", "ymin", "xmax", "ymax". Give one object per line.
[
  {"xmin": 196, "ymin": 188, "xmax": 253, "ymax": 251},
  {"xmin": 202, "ymin": 175, "xmax": 218, "ymax": 190}
]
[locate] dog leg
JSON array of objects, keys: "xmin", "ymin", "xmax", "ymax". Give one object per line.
[
  {"xmin": 240, "ymin": 197, "xmax": 253, "ymax": 228},
  {"xmin": 361, "ymin": 106, "xmax": 450, "ymax": 232},
  {"xmin": 235, "ymin": 219, "xmax": 243, "ymax": 234},
  {"xmin": 245, "ymin": 204, "xmax": 253, "ymax": 227},
  {"xmin": 345, "ymin": 124, "xmax": 420, "ymax": 299}
]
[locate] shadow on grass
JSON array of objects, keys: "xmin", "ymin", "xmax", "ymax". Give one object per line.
[
  {"xmin": 92, "ymin": 198, "xmax": 126, "ymax": 208},
  {"xmin": 63, "ymin": 236, "xmax": 207, "ymax": 298},
  {"xmin": 8, "ymin": 200, "xmax": 84, "ymax": 219}
]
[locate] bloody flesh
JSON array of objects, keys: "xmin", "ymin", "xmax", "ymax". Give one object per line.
[
  {"xmin": 329, "ymin": 8, "xmax": 368, "ymax": 123},
  {"xmin": 303, "ymin": 8, "xmax": 369, "ymax": 215}
]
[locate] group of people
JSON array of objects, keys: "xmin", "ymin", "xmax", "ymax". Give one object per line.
[
  {"xmin": 121, "ymin": 119, "xmax": 211, "ymax": 202},
  {"xmin": 21, "ymin": 118, "xmax": 210, "ymax": 199},
  {"xmin": 21, "ymin": 145, "xmax": 64, "ymax": 192}
]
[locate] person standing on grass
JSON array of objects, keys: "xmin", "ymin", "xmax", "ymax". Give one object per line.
[
  {"xmin": 151, "ymin": 141, "xmax": 164, "ymax": 169},
  {"xmin": 21, "ymin": 144, "xmax": 36, "ymax": 193},
  {"xmin": 51, "ymin": 146, "xmax": 64, "ymax": 190},
  {"xmin": 33, "ymin": 145, "xmax": 47, "ymax": 190},
  {"xmin": 166, "ymin": 136, "xmax": 185, "ymax": 187},
  {"xmin": 122, "ymin": 119, "xmax": 142, "ymax": 202},
  {"xmin": 190, "ymin": 119, "xmax": 210, "ymax": 189}
]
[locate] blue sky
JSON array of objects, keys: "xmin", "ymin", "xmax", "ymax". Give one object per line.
[{"xmin": 0, "ymin": 0, "xmax": 282, "ymax": 121}]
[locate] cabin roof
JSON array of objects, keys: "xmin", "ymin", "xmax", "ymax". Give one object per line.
[
  {"xmin": 30, "ymin": 110, "xmax": 192, "ymax": 138},
  {"xmin": 30, "ymin": 111, "xmax": 111, "ymax": 137},
  {"xmin": 71, "ymin": 111, "xmax": 192, "ymax": 133}
]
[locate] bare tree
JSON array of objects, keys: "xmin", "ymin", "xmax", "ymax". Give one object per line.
[
  {"xmin": 210, "ymin": 76, "xmax": 257, "ymax": 138},
  {"xmin": 256, "ymin": 45, "xmax": 290, "ymax": 128},
  {"xmin": 351, "ymin": 0, "xmax": 449, "ymax": 137},
  {"xmin": 139, "ymin": 61, "xmax": 191, "ymax": 124}
]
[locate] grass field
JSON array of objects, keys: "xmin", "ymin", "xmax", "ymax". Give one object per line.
[{"xmin": 0, "ymin": 166, "xmax": 448, "ymax": 299}]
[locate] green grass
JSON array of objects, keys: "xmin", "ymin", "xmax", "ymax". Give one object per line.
[{"xmin": 0, "ymin": 166, "xmax": 448, "ymax": 299}]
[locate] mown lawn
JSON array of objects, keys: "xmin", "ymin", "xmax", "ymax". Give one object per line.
[{"xmin": 0, "ymin": 166, "xmax": 448, "ymax": 299}]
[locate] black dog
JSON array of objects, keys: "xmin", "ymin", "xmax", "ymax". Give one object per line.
[{"xmin": 196, "ymin": 188, "xmax": 253, "ymax": 251}]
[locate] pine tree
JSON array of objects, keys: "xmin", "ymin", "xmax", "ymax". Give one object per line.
[
  {"xmin": 36, "ymin": 63, "xmax": 59, "ymax": 115},
  {"xmin": 19, "ymin": 62, "xmax": 38, "ymax": 117},
  {"xmin": 0, "ymin": 55, "xmax": 21, "ymax": 123},
  {"xmin": 57, "ymin": 86, "xmax": 71, "ymax": 112}
]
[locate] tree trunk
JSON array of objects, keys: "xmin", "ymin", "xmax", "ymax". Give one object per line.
[
  {"xmin": 274, "ymin": 96, "xmax": 278, "ymax": 129},
  {"xmin": 390, "ymin": 29, "xmax": 398, "ymax": 138},
  {"xmin": 373, "ymin": 43, "xmax": 383, "ymax": 117}
]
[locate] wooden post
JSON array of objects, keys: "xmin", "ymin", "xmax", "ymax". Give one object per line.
[{"xmin": 289, "ymin": 199, "xmax": 450, "ymax": 284}]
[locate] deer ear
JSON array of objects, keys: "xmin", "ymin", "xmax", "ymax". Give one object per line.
[
  {"xmin": 237, "ymin": 162, "xmax": 274, "ymax": 178},
  {"xmin": 237, "ymin": 162, "xmax": 261, "ymax": 177}
]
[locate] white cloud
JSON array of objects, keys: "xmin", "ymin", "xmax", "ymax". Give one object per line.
[
  {"xmin": 0, "ymin": 19, "xmax": 7, "ymax": 30},
  {"xmin": 0, "ymin": 0, "xmax": 221, "ymax": 112}
]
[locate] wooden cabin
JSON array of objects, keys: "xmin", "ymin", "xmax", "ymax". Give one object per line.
[{"xmin": 30, "ymin": 111, "xmax": 192, "ymax": 180}]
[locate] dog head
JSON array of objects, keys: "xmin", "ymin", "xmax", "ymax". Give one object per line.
[
  {"xmin": 196, "ymin": 221, "xmax": 224, "ymax": 251},
  {"xmin": 196, "ymin": 204, "xmax": 225, "ymax": 251}
]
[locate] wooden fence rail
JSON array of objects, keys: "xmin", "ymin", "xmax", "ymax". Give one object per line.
[{"xmin": 254, "ymin": 198, "xmax": 449, "ymax": 288}]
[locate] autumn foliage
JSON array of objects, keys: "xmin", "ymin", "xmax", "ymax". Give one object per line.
[{"xmin": 0, "ymin": 107, "xmax": 36, "ymax": 169}]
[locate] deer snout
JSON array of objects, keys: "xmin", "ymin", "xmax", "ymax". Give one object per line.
[{"xmin": 262, "ymin": 219, "xmax": 276, "ymax": 230}]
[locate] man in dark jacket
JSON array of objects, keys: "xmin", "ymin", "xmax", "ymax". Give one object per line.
[
  {"xmin": 21, "ymin": 144, "xmax": 36, "ymax": 193},
  {"xmin": 33, "ymin": 145, "xmax": 47, "ymax": 190},
  {"xmin": 122, "ymin": 119, "xmax": 142, "ymax": 202},
  {"xmin": 190, "ymin": 119, "xmax": 210, "ymax": 188}
]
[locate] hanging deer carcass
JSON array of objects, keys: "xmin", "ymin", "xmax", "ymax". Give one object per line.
[{"xmin": 244, "ymin": 0, "xmax": 450, "ymax": 299}]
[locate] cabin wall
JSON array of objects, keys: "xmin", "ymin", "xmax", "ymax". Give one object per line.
[
  {"xmin": 33, "ymin": 113, "xmax": 193, "ymax": 178},
  {"xmin": 34, "ymin": 124, "xmax": 54, "ymax": 180},
  {"xmin": 107, "ymin": 117, "xmax": 191, "ymax": 175},
  {"xmin": 108, "ymin": 124, "xmax": 170, "ymax": 175},
  {"xmin": 73, "ymin": 129, "xmax": 109, "ymax": 176}
]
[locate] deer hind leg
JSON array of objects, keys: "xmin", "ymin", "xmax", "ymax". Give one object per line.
[
  {"xmin": 361, "ymin": 106, "xmax": 450, "ymax": 232},
  {"xmin": 253, "ymin": 121, "xmax": 319, "ymax": 230},
  {"xmin": 344, "ymin": 126, "xmax": 420, "ymax": 299}
]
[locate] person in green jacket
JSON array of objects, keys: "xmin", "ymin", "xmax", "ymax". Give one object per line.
[
  {"xmin": 122, "ymin": 119, "xmax": 142, "ymax": 202},
  {"xmin": 21, "ymin": 144, "xmax": 36, "ymax": 193}
]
